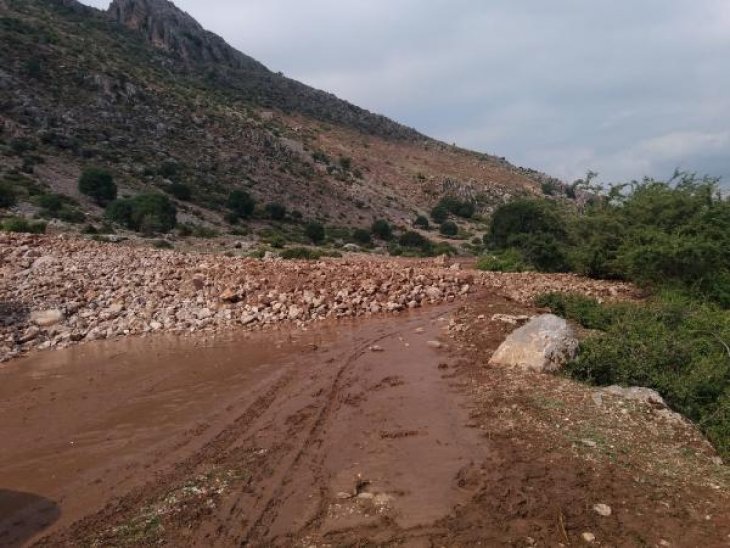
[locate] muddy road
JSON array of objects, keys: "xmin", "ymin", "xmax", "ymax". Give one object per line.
[
  {"xmin": 1, "ymin": 295, "xmax": 729, "ymax": 547},
  {"xmin": 1, "ymin": 305, "xmax": 485, "ymax": 546}
]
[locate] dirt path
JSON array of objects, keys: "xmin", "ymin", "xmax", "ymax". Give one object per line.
[{"xmin": 1, "ymin": 294, "xmax": 728, "ymax": 547}]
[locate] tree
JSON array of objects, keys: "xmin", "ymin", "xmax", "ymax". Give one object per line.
[
  {"xmin": 265, "ymin": 202, "xmax": 286, "ymax": 220},
  {"xmin": 78, "ymin": 168, "xmax": 117, "ymax": 205},
  {"xmin": 430, "ymin": 204, "xmax": 448, "ymax": 224},
  {"xmin": 352, "ymin": 228, "xmax": 372, "ymax": 245},
  {"xmin": 414, "ymin": 215, "xmax": 430, "ymax": 230},
  {"xmin": 105, "ymin": 193, "xmax": 177, "ymax": 234},
  {"xmin": 305, "ymin": 221, "xmax": 325, "ymax": 243},
  {"xmin": 371, "ymin": 219, "xmax": 392, "ymax": 240},
  {"xmin": 0, "ymin": 182, "xmax": 16, "ymax": 208},
  {"xmin": 439, "ymin": 220, "xmax": 458, "ymax": 236},
  {"xmin": 167, "ymin": 182, "xmax": 191, "ymax": 201},
  {"xmin": 227, "ymin": 190, "xmax": 255, "ymax": 219}
]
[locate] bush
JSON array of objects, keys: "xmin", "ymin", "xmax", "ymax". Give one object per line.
[
  {"xmin": 280, "ymin": 247, "xmax": 322, "ymax": 260},
  {"xmin": 0, "ymin": 182, "xmax": 16, "ymax": 208},
  {"xmin": 105, "ymin": 193, "xmax": 177, "ymax": 234},
  {"xmin": 1, "ymin": 217, "xmax": 46, "ymax": 234},
  {"xmin": 371, "ymin": 219, "xmax": 392, "ymax": 240},
  {"xmin": 434, "ymin": 196, "xmax": 475, "ymax": 219},
  {"xmin": 430, "ymin": 204, "xmax": 448, "ymax": 224},
  {"xmin": 265, "ymin": 202, "xmax": 286, "ymax": 220},
  {"xmin": 305, "ymin": 221, "xmax": 325, "ymax": 243},
  {"xmin": 167, "ymin": 182, "xmax": 191, "ymax": 201},
  {"xmin": 476, "ymin": 248, "xmax": 531, "ymax": 272},
  {"xmin": 352, "ymin": 228, "xmax": 372, "ymax": 245},
  {"xmin": 78, "ymin": 168, "xmax": 117, "ymax": 205},
  {"xmin": 398, "ymin": 230, "xmax": 433, "ymax": 254},
  {"xmin": 486, "ymin": 198, "xmax": 570, "ymax": 272},
  {"xmin": 439, "ymin": 220, "xmax": 458, "ymax": 236},
  {"xmin": 539, "ymin": 292, "xmax": 730, "ymax": 459},
  {"xmin": 414, "ymin": 215, "xmax": 430, "ymax": 229},
  {"xmin": 227, "ymin": 190, "xmax": 255, "ymax": 219}
]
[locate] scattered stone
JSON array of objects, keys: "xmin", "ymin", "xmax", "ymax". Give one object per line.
[
  {"xmin": 488, "ymin": 314, "xmax": 578, "ymax": 373},
  {"xmin": 593, "ymin": 503, "xmax": 612, "ymax": 517},
  {"xmin": 18, "ymin": 326, "xmax": 40, "ymax": 343},
  {"xmin": 220, "ymin": 287, "xmax": 241, "ymax": 303},
  {"xmin": 491, "ymin": 313, "xmax": 531, "ymax": 325},
  {"xmin": 603, "ymin": 386, "xmax": 667, "ymax": 408},
  {"xmin": 0, "ymin": 233, "xmax": 635, "ymax": 361},
  {"xmin": 581, "ymin": 532, "xmax": 596, "ymax": 543},
  {"xmin": 31, "ymin": 309, "xmax": 64, "ymax": 327}
]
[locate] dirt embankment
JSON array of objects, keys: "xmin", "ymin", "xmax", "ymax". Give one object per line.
[
  {"xmin": 0, "ymin": 292, "xmax": 727, "ymax": 547},
  {"xmin": 1, "ymin": 234, "xmax": 636, "ymax": 362}
]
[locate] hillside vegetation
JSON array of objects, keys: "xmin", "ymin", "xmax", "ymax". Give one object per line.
[
  {"xmin": 479, "ymin": 173, "xmax": 730, "ymax": 458},
  {"xmin": 0, "ymin": 0, "xmax": 553, "ymax": 250}
]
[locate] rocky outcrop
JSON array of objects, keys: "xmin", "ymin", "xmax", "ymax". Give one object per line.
[
  {"xmin": 108, "ymin": 0, "xmax": 265, "ymax": 71},
  {"xmin": 488, "ymin": 314, "xmax": 579, "ymax": 373}
]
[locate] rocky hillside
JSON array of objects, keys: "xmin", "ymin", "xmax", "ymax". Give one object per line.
[{"xmin": 0, "ymin": 0, "xmax": 557, "ymax": 240}]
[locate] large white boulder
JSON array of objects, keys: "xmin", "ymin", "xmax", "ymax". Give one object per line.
[{"xmin": 489, "ymin": 314, "xmax": 578, "ymax": 373}]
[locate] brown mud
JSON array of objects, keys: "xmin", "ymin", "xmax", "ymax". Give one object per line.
[{"xmin": 0, "ymin": 293, "xmax": 728, "ymax": 547}]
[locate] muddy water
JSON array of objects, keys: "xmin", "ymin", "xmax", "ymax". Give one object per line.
[{"xmin": 0, "ymin": 305, "xmax": 487, "ymax": 546}]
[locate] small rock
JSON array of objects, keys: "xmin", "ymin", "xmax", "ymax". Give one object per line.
[
  {"xmin": 581, "ymin": 439, "xmax": 598, "ymax": 448},
  {"xmin": 31, "ymin": 309, "xmax": 64, "ymax": 327},
  {"xmin": 581, "ymin": 532, "xmax": 596, "ymax": 543},
  {"xmin": 593, "ymin": 503, "xmax": 612, "ymax": 517},
  {"xmin": 369, "ymin": 345, "xmax": 384, "ymax": 352},
  {"xmin": 19, "ymin": 326, "xmax": 40, "ymax": 343},
  {"xmin": 220, "ymin": 287, "xmax": 240, "ymax": 303},
  {"xmin": 426, "ymin": 340, "xmax": 442, "ymax": 349}
]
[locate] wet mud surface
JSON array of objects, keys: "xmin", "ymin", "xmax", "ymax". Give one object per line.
[{"xmin": 1, "ymin": 294, "xmax": 728, "ymax": 546}]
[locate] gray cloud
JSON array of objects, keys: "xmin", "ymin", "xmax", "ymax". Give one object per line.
[{"xmin": 80, "ymin": 0, "xmax": 730, "ymax": 186}]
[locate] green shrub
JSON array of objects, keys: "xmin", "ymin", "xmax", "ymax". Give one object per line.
[
  {"xmin": 430, "ymin": 204, "xmax": 448, "ymax": 224},
  {"xmin": 439, "ymin": 220, "xmax": 458, "ymax": 236},
  {"xmin": 434, "ymin": 196, "xmax": 475, "ymax": 219},
  {"xmin": 105, "ymin": 193, "xmax": 177, "ymax": 234},
  {"xmin": 265, "ymin": 202, "xmax": 286, "ymax": 220},
  {"xmin": 371, "ymin": 219, "xmax": 392, "ymax": 240},
  {"xmin": 1, "ymin": 217, "xmax": 46, "ymax": 234},
  {"xmin": 352, "ymin": 228, "xmax": 372, "ymax": 245},
  {"xmin": 476, "ymin": 248, "xmax": 531, "ymax": 272},
  {"xmin": 280, "ymin": 247, "xmax": 322, "ymax": 260},
  {"xmin": 414, "ymin": 215, "xmax": 430, "ymax": 229},
  {"xmin": 78, "ymin": 167, "xmax": 117, "ymax": 205},
  {"xmin": 305, "ymin": 221, "xmax": 325, "ymax": 243},
  {"xmin": 227, "ymin": 190, "xmax": 255, "ymax": 219},
  {"xmin": 540, "ymin": 292, "xmax": 730, "ymax": 459},
  {"xmin": 398, "ymin": 230, "xmax": 433, "ymax": 254},
  {"xmin": 167, "ymin": 182, "xmax": 191, "ymax": 201},
  {"xmin": 0, "ymin": 181, "xmax": 16, "ymax": 208},
  {"xmin": 486, "ymin": 198, "xmax": 570, "ymax": 272}
]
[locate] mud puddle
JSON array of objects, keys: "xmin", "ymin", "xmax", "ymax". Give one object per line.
[{"xmin": 0, "ymin": 305, "xmax": 485, "ymax": 546}]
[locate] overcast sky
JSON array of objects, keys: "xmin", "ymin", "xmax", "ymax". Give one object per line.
[{"xmin": 80, "ymin": 0, "xmax": 730, "ymax": 186}]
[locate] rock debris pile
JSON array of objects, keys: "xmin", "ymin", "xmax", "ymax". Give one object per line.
[{"xmin": 1, "ymin": 235, "xmax": 635, "ymax": 361}]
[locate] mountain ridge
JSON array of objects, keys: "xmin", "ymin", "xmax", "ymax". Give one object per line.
[{"xmin": 1, "ymin": 0, "xmax": 561, "ymax": 245}]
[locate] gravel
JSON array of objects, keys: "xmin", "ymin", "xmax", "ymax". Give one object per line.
[{"xmin": 0, "ymin": 234, "xmax": 636, "ymax": 362}]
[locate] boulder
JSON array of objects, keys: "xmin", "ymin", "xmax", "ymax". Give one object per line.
[{"xmin": 488, "ymin": 314, "xmax": 578, "ymax": 373}]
